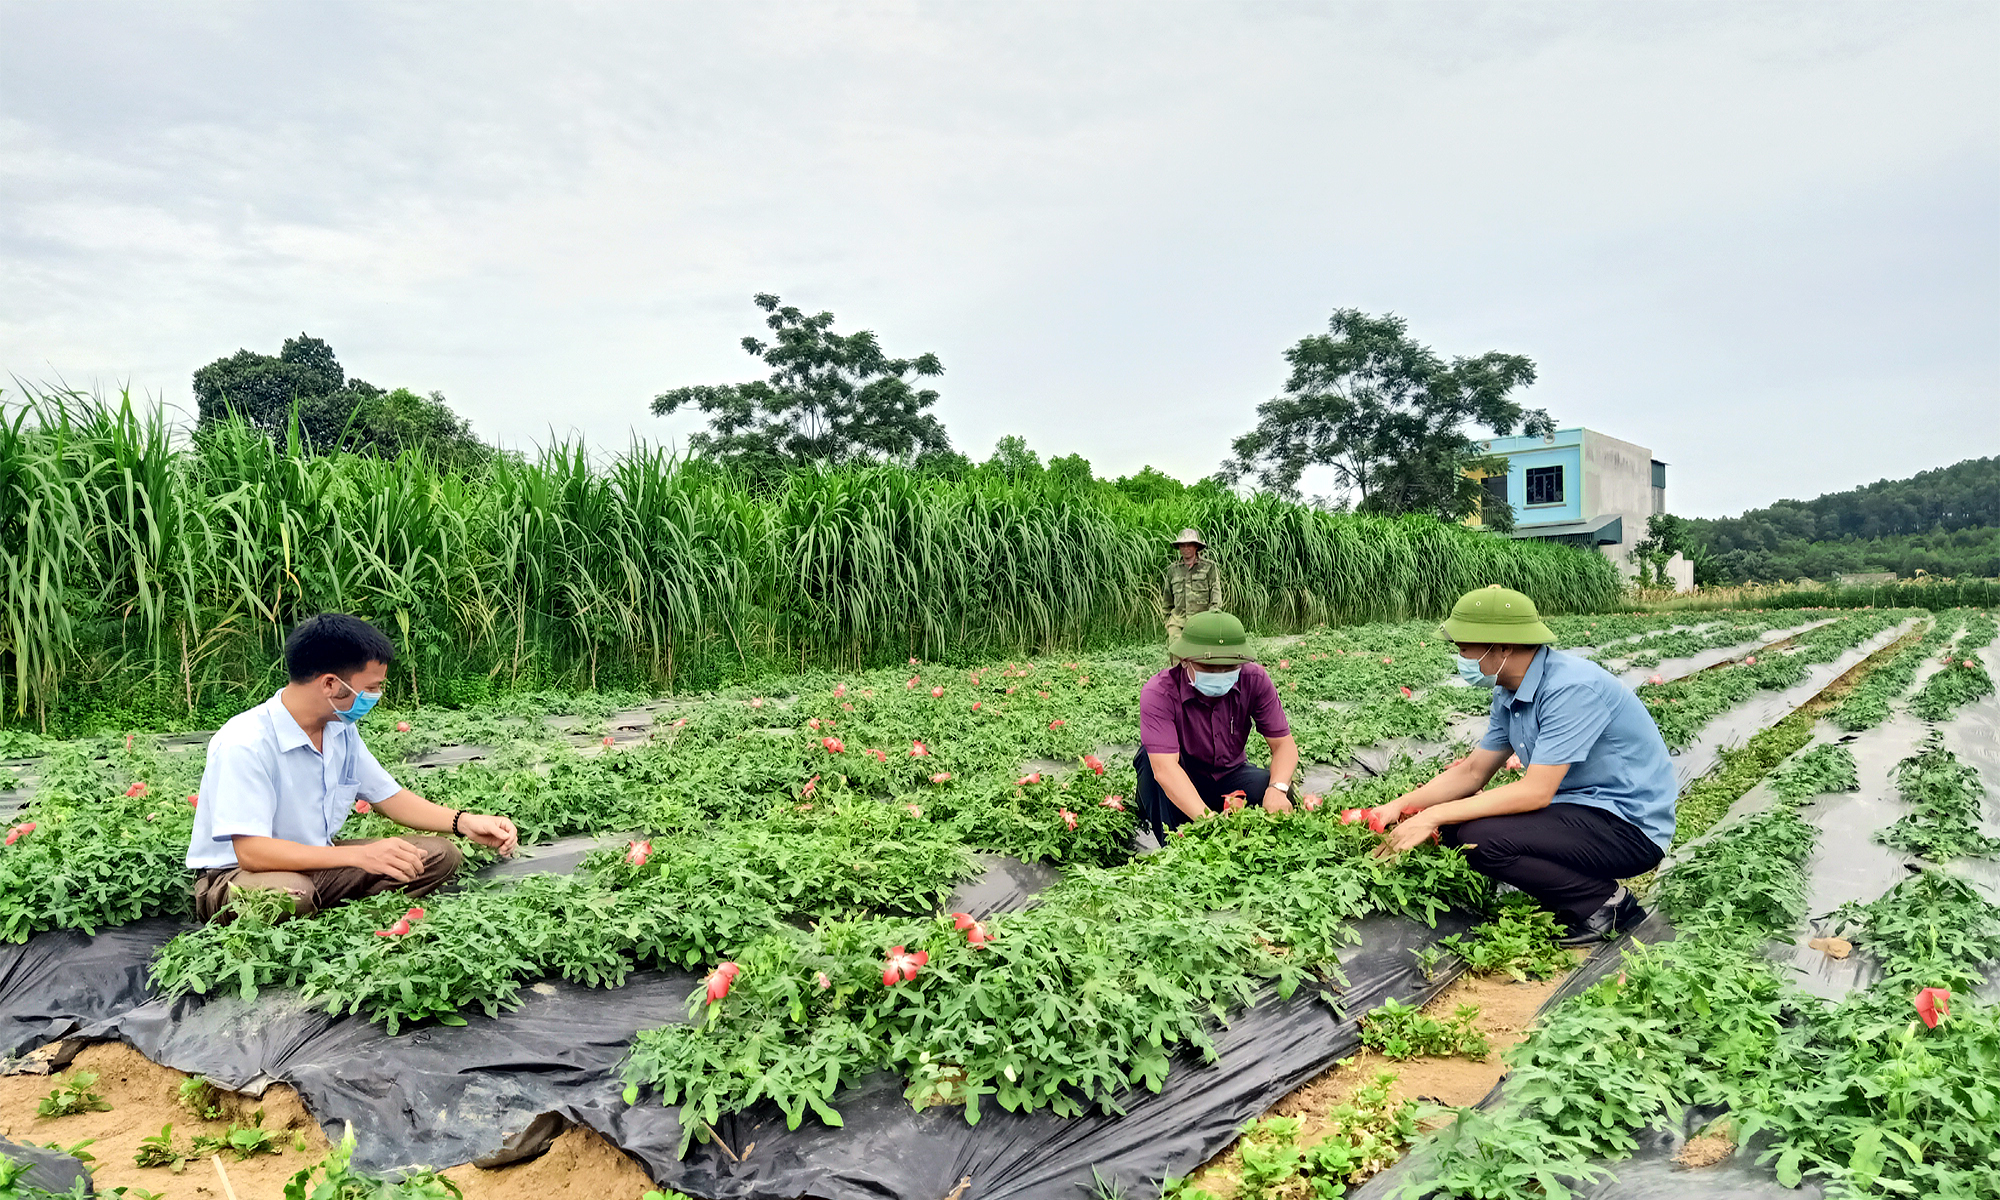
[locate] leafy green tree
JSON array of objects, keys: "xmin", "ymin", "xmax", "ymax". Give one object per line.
[
  {"xmin": 192, "ymin": 335, "xmax": 489, "ymax": 467},
  {"xmin": 1629, "ymin": 513, "xmax": 1717, "ymax": 586},
  {"xmin": 652, "ymin": 294, "xmax": 952, "ymax": 477},
  {"xmin": 1223, "ymin": 310, "xmax": 1552, "ymax": 523},
  {"xmin": 978, "ymin": 435, "xmax": 1043, "ymax": 482},
  {"xmin": 192, "ymin": 334, "xmax": 364, "ymax": 447},
  {"xmin": 1111, "ymin": 466, "xmax": 1187, "ymax": 506}
]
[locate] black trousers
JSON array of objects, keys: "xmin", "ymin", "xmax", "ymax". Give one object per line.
[
  {"xmin": 1132, "ymin": 749, "xmax": 1271, "ymax": 842},
  {"xmin": 1440, "ymin": 804, "xmax": 1663, "ymax": 930}
]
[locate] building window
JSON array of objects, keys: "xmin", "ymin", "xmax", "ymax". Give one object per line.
[
  {"xmin": 1525, "ymin": 465, "xmax": 1564, "ymax": 506},
  {"xmin": 1480, "ymin": 475, "xmax": 1509, "ymax": 520}
]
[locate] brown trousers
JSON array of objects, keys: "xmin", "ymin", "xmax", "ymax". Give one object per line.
[{"xmin": 193, "ymin": 835, "xmax": 464, "ymax": 924}]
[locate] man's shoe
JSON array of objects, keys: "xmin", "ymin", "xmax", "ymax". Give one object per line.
[{"xmin": 1558, "ymin": 887, "xmax": 1646, "ymax": 947}]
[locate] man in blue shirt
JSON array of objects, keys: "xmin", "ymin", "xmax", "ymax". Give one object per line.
[
  {"xmin": 1370, "ymin": 586, "xmax": 1675, "ymax": 944},
  {"xmin": 188, "ymin": 614, "xmax": 518, "ymax": 923}
]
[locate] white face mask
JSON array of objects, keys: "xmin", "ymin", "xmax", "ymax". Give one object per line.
[{"xmin": 1189, "ymin": 666, "xmax": 1240, "ymax": 696}]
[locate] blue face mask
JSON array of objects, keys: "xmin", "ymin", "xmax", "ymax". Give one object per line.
[
  {"xmin": 1189, "ymin": 666, "xmax": 1241, "ymax": 697},
  {"xmin": 1456, "ymin": 649, "xmax": 1507, "ymax": 689},
  {"xmin": 331, "ymin": 678, "xmax": 383, "ymax": 724}
]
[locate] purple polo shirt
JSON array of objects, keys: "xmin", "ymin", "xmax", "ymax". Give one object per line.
[{"xmin": 1139, "ymin": 662, "xmax": 1291, "ymax": 768}]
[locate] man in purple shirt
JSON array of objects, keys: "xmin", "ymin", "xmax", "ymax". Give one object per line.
[{"xmin": 1134, "ymin": 611, "xmax": 1300, "ymax": 841}]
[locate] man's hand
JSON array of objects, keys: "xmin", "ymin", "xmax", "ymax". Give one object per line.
[
  {"xmin": 1372, "ymin": 809, "xmax": 1439, "ymax": 858},
  {"xmin": 1364, "ymin": 799, "xmax": 1414, "ymax": 831},
  {"xmin": 348, "ymin": 838, "xmax": 428, "ymax": 882},
  {"xmin": 457, "ymin": 814, "xmax": 518, "ymax": 856},
  {"xmin": 1262, "ymin": 787, "xmax": 1294, "ymax": 814}
]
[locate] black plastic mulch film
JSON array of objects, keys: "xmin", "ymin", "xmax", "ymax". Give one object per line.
[{"xmin": 0, "ymin": 621, "xmax": 1958, "ymax": 1197}]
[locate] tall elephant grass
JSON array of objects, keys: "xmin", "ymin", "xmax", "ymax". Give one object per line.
[{"xmin": 0, "ymin": 389, "xmax": 1619, "ymax": 730}]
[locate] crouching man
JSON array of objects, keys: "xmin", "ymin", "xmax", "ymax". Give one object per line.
[
  {"xmin": 188, "ymin": 613, "xmax": 518, "ymax": 922},
  {"xmin": 1134, "ymin": 611, "xmax": 1300, "ymax": 842},
  {"xmin": 1368, "ymin": 586, "xmax": 1674, "ymax": 946}
]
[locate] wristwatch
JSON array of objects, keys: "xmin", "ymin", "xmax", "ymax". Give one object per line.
[{"xmin": 1270, "ymin": 781, "xmax": 1293, "ymax": 799}]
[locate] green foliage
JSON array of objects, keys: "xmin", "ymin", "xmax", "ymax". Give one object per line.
[
  {"xmin": 1659, "ymin": 804, "xmax": 1817, "ymax": 935},
  {"xmin": 651, "ymin": 293, "xmax": 951, "ymax": 476},
  {"xmin": 1831, "ymin": 609, "xmax": 1967, "ymax": 730},
  {"xmin": 1222, "ymin": 309, "xmax": 1550, "ymax": 521},
  {"xmin": 35, "ymin": 1071, "xmax": 110, "ymax": 1119},
  {"xmin": 1766, "ymin": 742, "xmax": 1858, "ymax": 801},
  {"xmin": 0, "ymin": 389, "xmax": 1618, "ymax": 729},
  {"xmin": 1684, "ymin": 455, "xmax": 2000, "ymax": 583},
  {"xmin": 134, "ymin": 1124, "xmax": 194, "ymax": 1172},
  {"xmin": 1227, "ymin": 1074, "xmax": 1420, "ymax": 1199},
  {"xmin": 623, "ymin": 805, "xmax": 1486, "ymax": 1156},
  {"xmin": 1360, "ymin": 998, "xmax": 1489, "ymax": 1061},
  {"xmin": 176, "ymin": 1076, "xmax": 226, "ymax": 1121},
  {"xmin": 1907, "ymin": 611, "xmax": 1997, "ymax": 722},
  {"xmin": 284, "ymin": 1128, "xmax": 464, "ymax": 1200},
  {"xmin": 1435, "ymin": 894, "xmax": 1575, "ymax": 982},
  {"xmin": 1634, "ymin": 608, "xmax": 1912, "ymax": 749},
  {"xmin": 191, "ymin": 335, "xmax": 487, "ymax": 467},
  {"xmin": 1876, "ymin": 732, "xmax": 2000, "ymax": 862}
]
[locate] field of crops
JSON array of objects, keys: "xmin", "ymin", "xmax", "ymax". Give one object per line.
[{"xmin": 1, "ymin": 600, "xmax": 1994, "ymax": 1197}]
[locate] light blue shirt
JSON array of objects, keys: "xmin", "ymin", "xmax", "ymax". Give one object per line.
[
  {"xmin": 186, "ymin": 691, "xmax": 403, "ymax": 870},
  {"xmin": 1479, "ymin": 648, "xmax": 1678, "ymax": 850}
]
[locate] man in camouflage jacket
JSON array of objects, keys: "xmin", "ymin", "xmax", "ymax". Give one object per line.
[{"xmin": 1162, "ymin": 528, "xmax": 1223, "ymax": 645}]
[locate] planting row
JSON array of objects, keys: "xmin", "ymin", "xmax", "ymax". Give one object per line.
[
  {"xmin": 0, "ymin": 621, "xmax": 1492, "ymax": 944},
  {"xmin": 1632, "ymin": 607, "xmax": 1917, "ymax": 749},
  {"xmin": 1388, "ymin": 730, "xmax": 2000, "ymax": 1198}
]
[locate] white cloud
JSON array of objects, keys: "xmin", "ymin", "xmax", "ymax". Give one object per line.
[{"xmin": 0, "ymin": 0, "xmax": 1993, "ymax": 515}]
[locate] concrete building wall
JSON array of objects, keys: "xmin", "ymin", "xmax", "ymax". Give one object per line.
[{"xmin": 1581, "ymin": 429, "xmax": 1658, "ymax": 573}]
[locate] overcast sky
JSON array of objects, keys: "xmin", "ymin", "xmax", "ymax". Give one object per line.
[{"xmin": 2, "ymin": 1, "xmax": 1994, "ymax": 518}]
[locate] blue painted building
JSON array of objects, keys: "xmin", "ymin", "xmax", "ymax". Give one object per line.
[{"xmin": 1469, "ymin": 427, "xmax": 1668, "ymax": 572}]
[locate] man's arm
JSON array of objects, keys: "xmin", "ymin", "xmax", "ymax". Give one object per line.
[
  {"xmin": 1206, "ymin": 562, "xmax": 1223, "ymax": 612},
  {"xmin": 1370, "ymin": 747, "xmax": 1510, "ymax": 821},
  {"xmin": 1262, "ymin": 733, "xmax": 1298, "ymax": 813},
  {"xmin": 232, "ymin": 834, "xmax": 428, "ymax": 881},
  {"xmin": 373, "ymin": 789, "xmax": 518, "ymax": 856},
  {"xmin": 1147, "ymin": 753, "xmax": 1213, "ymax": 822},
  {"xmin": 1374, "ymin": 762, "xmax": 1570, "ymax": 856}
]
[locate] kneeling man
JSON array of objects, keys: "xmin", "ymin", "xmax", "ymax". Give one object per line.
[
  {"xmin": 188, "ymin": 613, "xmax": 518, "ymax": 922},
  {"xmin": 1134, "ymin": 611, "xmax": 1299, "ymax": 841},
  {"xmin": 1370, "ymin": 586, "xmax": 1674, "ymax": 945}
]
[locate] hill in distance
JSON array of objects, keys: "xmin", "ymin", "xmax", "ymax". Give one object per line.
[{"xmin": 1687, "ymin": 456, "xmax": 1999, "ymax": 583}]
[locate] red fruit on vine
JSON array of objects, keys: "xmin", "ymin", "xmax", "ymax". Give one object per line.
[
  {"xmin": 1398, "ymin": 686, "xmax": 1412, "ymax": 698},
  {"xmin": 625, "ymin": 839, "xmax": 652, "ymax": 867},
  {"xmin": 931, "ymin": 687, "xmax": 944, "ymax": 698},
  {"xmin": 865, "ymin": 748, "xmax": 887, "ymax": 763},
  {"xmin": 905, "ymin": 804, "xmax": 923, "ymax": 818},
  {"xmin": 375, "ymin": 918, "xmax": 412, "ymax": 937},
  {"xmin": 1301, "ymin": 794, "xmax": 1322, "ymax": 811},
  {"xmin": 1340, "ymin": 808, "xmax": 1364, "ymax": 824},
  {"xmin": 1059, "ymin": 808, "xmax": 1078, "ymax": 831},
  {"xmin": 1278, "ymin": 659, "xmax": 1290, "ymax": 669},
  {"xmin": 1082, "ymin": 754, "xmax": 1105, "ymax": 775},
  {"xmin": 1017, "ymin": 772, "xmax": 1041, "ymax": 786},
  {"xmin": 404, "ymin": 906, "xmax": 425, "ymax": 923},
  {"xmin": 930, "ymin": 772, "xmax": 952, "ymax": 783},
  {"xmin": 705, "ymin": 961, "xmax": 741, "ymax": 1003},
  {"xmin": 1049, "ymin": 719, "xmax": 1065, "ymax": 729},
  {"xmin": 971, "ymin": 701, "xmax": 982, "ymax": 711},
  {"xmin": 882, "ymin": 945, "xmax": 928, "ymax": 986},
  {"xmin": 354, "ymin": 799, "xmax": 371, "ymax": 815},
  {"xmin": 821, "ymin": 737, "xmax": 845, "ymax": 753},
  {"xmin": 396, "ymin": 721, "xmax": 412, "ymax": 732},
  {"xmin": 1647, "ymin": 674, "xmax": 1664, "ymax": 686},
  {"xmin": 1367, "ymin": 810, "xmax": 1389, "ymax": 834},
  {"xmin": 1100, "ymin": 795, "xmax": 1125, "ymax": 811},
  {"xmin": 602, "ymin": 736, "xmax": 615, "ymax": 747},
  {"xmin": 910, "ymin": 741, "xmax": 930, "ymax": 756},
  {"xmin": 1914, "ymin": 986, "xmax": 1950, "ymax": 1029},
  {"xmin": 125, "ymin": 782, "xmax": 148, "ymax": 798}
]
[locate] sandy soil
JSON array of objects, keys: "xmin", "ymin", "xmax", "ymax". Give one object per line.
[
  {"xmin": 0, "ymin": 1042, "xmax": 657, "ymax": 1199},
  {"xmin": 1186, "ymin": 967, "xmax": 1573, "ymax": 1197}
]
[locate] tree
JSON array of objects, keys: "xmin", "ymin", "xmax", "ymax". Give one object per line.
[
  {"xmin": 651, "ymin": 294, "xmax": 952, "ymax": 476},
  {"xmin": 192, "ymin": 334, "xmax": 489, "ymax": 467},
  {"xmin": 1222, "ymin": 310, "xmax": 1552, "ymax": 523}
]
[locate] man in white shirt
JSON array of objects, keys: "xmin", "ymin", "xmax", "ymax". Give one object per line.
[{"xmin": 188, "ymin": 614, "xmax": 518, "ymax": 923}]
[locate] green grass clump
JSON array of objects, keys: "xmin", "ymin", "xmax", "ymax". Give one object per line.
[
  {"xmin": 1875, "ymin": 732, "xmax": 2000, "ymax": 863},
  {"xmin": 1767, "ymin": 742, "xmax": 1859, "ymax": 801}
]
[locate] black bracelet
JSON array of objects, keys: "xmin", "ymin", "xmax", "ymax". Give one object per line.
[{"xmin": 451, "ymin": 810, "xmax": 464, "ymax": 837}]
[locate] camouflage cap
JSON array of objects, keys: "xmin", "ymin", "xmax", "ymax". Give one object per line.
[
  {"xmin": 1170, "ymin": 527, "xmax": 1206, "ymax": 547},
  {"xmin": 1169, "ymin": 610, "xmax": 1255, "ymax": 665},
  {"xmin": 1440, "ymin": 585, "xmax": 1556, "ymax": 645}
]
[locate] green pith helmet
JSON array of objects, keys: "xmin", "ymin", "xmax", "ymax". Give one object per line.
[
  {"xmin": 1170, "ymin": 611, "xmax": 1255, "ymax": 665},
  {"xmin": 1441, "ymin": 585, "xmax": 1556, "ymax": 645}
]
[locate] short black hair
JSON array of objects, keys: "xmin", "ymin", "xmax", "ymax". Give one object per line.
[{"xmin": 285, "ymin": 614, "xmax": 396, "ymax": 682}]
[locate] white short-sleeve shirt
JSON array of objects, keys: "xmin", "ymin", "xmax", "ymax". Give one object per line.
[{"xmin": 186, "ymin": 691, "xmax": 404, "ymax": 870}]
